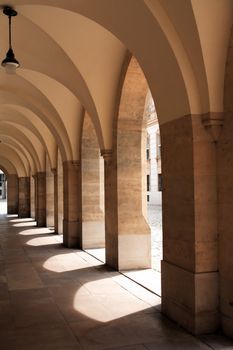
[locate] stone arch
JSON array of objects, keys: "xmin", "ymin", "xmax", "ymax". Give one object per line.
[
  {"xmin": 0, "ymin": 89, "xmax": 72, "ymax": 162},
  {"xmin": 103, "ymin": 56, "xmax": 151, "ymax": 270},
  {"xmin": 0, "ymin": 124, "xmax": 41, "ymax": 173},
  {"xmin": 0, "ymin": 158, "xmax": 17, "ymax": 175},
  {"xmin": 0, "ymin": 105, "xmax": 57, "ymax": 169},
  {"xmin": 0, "ymin": 144, "xmax": 27, "ymax": 177}
]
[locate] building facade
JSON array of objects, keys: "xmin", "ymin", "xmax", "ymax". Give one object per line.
[
  {"xmin": 145, "ymin": 92, "xmax": 162, "ymax": 205},
  {"xmin": 0, "ymin": 170, "xmax": 6, "ymax": 199}
]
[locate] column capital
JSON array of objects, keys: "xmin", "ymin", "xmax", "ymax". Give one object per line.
[
  {"xmin": 101, "ymin": 149, "xmax": 112, "ymax": 160},
  {"xmin": 202, "ymin": 112, "xmax": 224, "ymax": 142},
  {"xmin": 36, "ymin": 171, "xmax": 46, "ymax": 180},
  {"xmin": 63, "ymin": 160, "xmax": 81, "ymax": 169},
  {"xmin": 51, "ymin": 167, "xmax": 57, "ymax": 175}
]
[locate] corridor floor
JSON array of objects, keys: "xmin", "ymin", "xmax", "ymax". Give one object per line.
[{"xmin": 0, "ymin": 214, "xmax": 232, "ymax": 349}]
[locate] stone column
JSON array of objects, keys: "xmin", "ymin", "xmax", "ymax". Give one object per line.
[
  {"xmin": 52, "ymin": 168, "xmax": 58, "ymax": 233},
  {"xmin": 46, "ymin": 167, "xmax": 54, "ymax": 228},
  {"xmin": 102, "ymin": 150, "xmax": 118, "ymax": 268},
  {"xmin": 7, "ymin": 174, "xmax": 19, "ymax": 214},
  {"xmin": 30, "ymin": 176, "xmax": 35, "ymax": 219},
  {"xmin": 57, "ymin": 151, "xmax": 63, "ymax": 234},
  {"xmin": 82, "ymin": 117, "xmax": 105, "ymax": 248},
  {"xmin": 218, "ymin": 113, "xmax": 233, "ymax": 338},
  {"xmin": 18, "ymin": 177, "xmax": 30, "ymax": 218},
  {"xmin": 35, "ymin": 172, "xmax": 46, "ymax": 227},
  {"xmin": 63, "ymin": 161, "xmax": 82, "ymax": 248},
  {"xmin": 34, "ymin": 175, "xmax": 38, "ymax": 222},
  {"xmin": 102, "ymin": 143, "xmax": 151, "ymax": 271},
  {"xmin": 161, "ymin": 115, "xmax": 219, "ymax": 335}
]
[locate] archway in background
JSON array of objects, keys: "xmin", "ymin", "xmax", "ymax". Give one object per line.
[
  {"xmin": 0, "ymin": 169, "xmax": 7, "ymax": 214},
  {"xmin": 84, "ymin": 56, "xmax": 163, "ymax": 294},
  {"xmin": 144, "ymin": 91, "xmax": 163, "ymax": 275}
]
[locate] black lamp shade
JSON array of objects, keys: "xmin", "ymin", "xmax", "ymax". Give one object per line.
[{"xmin": 1, "ymin": 48, "xmax": 20, "ymax": 67}]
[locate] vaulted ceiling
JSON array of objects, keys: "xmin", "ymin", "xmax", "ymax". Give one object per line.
[{"xmin": 0, "ymin": 0, "xmax": 231, "ymax": 176}]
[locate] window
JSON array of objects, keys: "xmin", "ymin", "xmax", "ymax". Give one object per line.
[
  {"xmin": 147, "ymin": 175, "xmax": 150, "ymax": 192},
  {"xmin": 147, "ymin": 195, "xmax": 150, "ymax": 202},
  {"xmin": 158, "ymin": 174, "xmax": 162, "ymax": 192},
  {"xmin": 146, "ymin": 148, "xmax": 150, "ymax": 160},
  {"xmin": 0, "ymin": 190, "xmax": 2, "ymax": 196}
]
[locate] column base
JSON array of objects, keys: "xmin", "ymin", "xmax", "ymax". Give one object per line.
[
  {"xmin": 63, "ymin": 220, "xmax": 82, "ymax": 248},
  {"xmin": 221, "ymin": 314, "xmax": 233, "ymax": 340},
  {"xmin": 161, "ymin": 260, "xmax": 219, "ymax": 334},
  {"xmin": 106, "ymin": 233, "xmax": 151, "ymax": 271},
  {"xmin": 18, "ymin": 210, "xmax": 30, "ymax": 218},
  {"xmin": 82, "ymin": 220, "xmax": 105, "ymax": 249},
  {"xmin": 36, "ymin": 210, "xmax": 46, "ymax": 227},
  {"xmin": 7, "ymin": 206, "xmax": 18, "ymax": 214}
]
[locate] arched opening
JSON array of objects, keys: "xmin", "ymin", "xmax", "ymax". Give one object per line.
[
  {"xmin": 144, "ymin": 91, "xmax": 163, "ymax": 282},
  {"xmin": 82, "ymin": 57, "xmax": 163, "ymax": 296},
  {"xmin": 112, "ymin": 57, "xmax": 162, "ymax": 295},
  {"xmin": 0, "ymin": 169, "xmax": 7, "ymax": 214}
]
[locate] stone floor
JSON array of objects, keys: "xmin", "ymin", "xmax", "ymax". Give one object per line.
[
  {"xmin": 0, "ymin": 212, "xmax": 233, "ymax": 349},
  {"xmin": 86, "ymin": 204, "xmax": 162, "ymax": 295}
]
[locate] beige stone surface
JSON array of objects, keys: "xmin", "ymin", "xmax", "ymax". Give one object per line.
[
  {"xmin": 53, "ymin": 167, "xmax": 58, "ymax": 233},
  {"xmin": 161, "ymin": 261, "xmax": 219, "ymax": 334},
  {"xmin": 57, "ymin": 150, "xmax": 63, "ymax": 234},
  {"xmin": 82, "ymin": 114, "xmax": 105, "ymax": 249},
  {"xmin": 161, "ymin": 115, "xmax": 219, "ymax": 334},
  {"xmin": 7, "ymin": 174, "xmax": 19, "ymax": 214},
  {"xmin": 30, "ymin": 176, "xmax": 35, "ymax": 219},
  {"xmin": 46, "ymin": 156, "xmax": 54, "ymax": 228},
  {"xmin": 18, "ymin": 177, "xmax": 30, "ymax": 218},
  {"xmin": 217, "ymin": 85, "xmax": 233, "ymax": 336},
  {"xmin": 82, "ymin": 221, "xmax": 105, "ymax": 249},
  {"xmin": 118, "ymin": 234, "xmax": 151, "ymax": 270},
  {"xmin": 35, "ymin": 172, "xmax": 46, "ymax": 227},
  {"xmin": 63, "ymin": 161, "xmax": 82, "ymax": 248}
]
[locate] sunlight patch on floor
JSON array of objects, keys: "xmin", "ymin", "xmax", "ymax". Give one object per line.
[
  {"xmin": 19, "ymin": 227, "xmax": 55, "ymax": 235},
  {"xmin": 13, "ymin": 222, "xmax": 37, "ymax": 227},
  {"xmin": 10, "ymin": 218, "xmax": 34, "ymax": 223},
  {"xmin": 43, "ymin": 252, "xmax": 90, "ymax": 272},
  {"xmin": 73, "ymin": 280, "xmax": 151, "ymax": 322},
  {"xmin": 26, "ymin": 236, "xmax": 61, "ymax": 246}
]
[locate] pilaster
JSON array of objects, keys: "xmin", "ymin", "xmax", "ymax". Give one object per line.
[
  {"xmin": 161, "ymin": 114, "xmax": 219, "ymax": 334},
  {"xmin": 7, "ymin": 174, "xmax": 18, "ymax": 214},
  {"xmin": 63, "ymin": 160, "xmax": 82, "ymax": 248},
  {"xmin": 35, "ymin": 172, "xmax": 46, "ymax": 227},
  {"xmin": 18, "ymin": 177, "xmax": 30, "ymax": 218}
]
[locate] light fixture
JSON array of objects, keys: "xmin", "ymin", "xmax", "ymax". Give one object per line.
[{"xmin": 1, "ymin": 6, "xmax": 20, "ymax": 74}]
